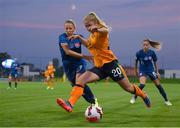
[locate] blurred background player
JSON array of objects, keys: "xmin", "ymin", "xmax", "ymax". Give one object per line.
[
  {"xmin": 45, "ymin": 61, "xmax": 56, "ymax": 90},
  {"xmin": 8, "ymin": 58, "xmax": 20, "ymax": 89},
  {"xmin": 56, "ymin": 12, "xmax": 151, "ymax": 112},
  {"xmin": 130, "ymin": 39, "xmax": 172, "ymax": 106},
  {"xmin": 58, "ymin": 19, "xmax": 98, "ymax": 105},
  {"xmin": 42, "ymin": 70, "xmax": 52, "ymax": 89}
]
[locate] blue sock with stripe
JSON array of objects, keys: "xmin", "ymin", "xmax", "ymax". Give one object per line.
[
  {"xmin": 82, "ymin": 85, "xmax": 95, "ymax": 104},
  {"xmin": 156, "ymin": 84, "xmax": 168, "ymax": 101}
]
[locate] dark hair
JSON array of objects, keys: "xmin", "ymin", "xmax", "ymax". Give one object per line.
[{"xmin": 64, "ymin": 19, "xmax": 76, "ymax": 28}]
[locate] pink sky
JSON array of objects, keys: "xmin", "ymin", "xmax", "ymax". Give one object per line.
[{"xmin": 0, "ymin": 0, "xmax": 179, "ymax": 69}]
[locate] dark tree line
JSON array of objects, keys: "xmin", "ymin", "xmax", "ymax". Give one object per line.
[{"xmin": 0, "ymin": 52, "xmax": 11, "ymax": 77}]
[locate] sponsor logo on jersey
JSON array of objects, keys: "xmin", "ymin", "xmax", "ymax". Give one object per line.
[{"xmin": 75, "ymin": 43, "xmax": 80, "ymax": 48}]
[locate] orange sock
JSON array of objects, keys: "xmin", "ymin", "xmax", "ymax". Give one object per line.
[
  {"xmin": 133, "ymin": 84, "xmax": 146, "ymax": 99},
  {"xmin": 68, "ymin": 86, "xmax": 84, "ymax": 106}
]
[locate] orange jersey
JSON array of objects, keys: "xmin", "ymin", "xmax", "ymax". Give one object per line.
[
  {"xmin": 87, "ymin": 31, "xmax": 117, "ymax": 67},
  {"xmin": 44, "ymin": 70, "xmax": 49, "ymax": 78},
  {"xmin": 47, "ymin": 65, "xmax": 55, "ymax": 74}
]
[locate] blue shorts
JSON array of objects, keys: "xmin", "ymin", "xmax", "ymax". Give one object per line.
[
  {"xmin": 139, "ymin": 71, "xmax": 158, "ymax": 80},
  {"xmin": 10, "ymin": 72, "xmax": 19, "ymax": 79},
  {"xmin": 63, "ymin": 60, "xmax": 86, "ymax": 84}
]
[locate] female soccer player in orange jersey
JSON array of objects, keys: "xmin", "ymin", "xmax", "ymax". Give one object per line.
[
  {"xmin": 44, "ymin": 61, "xmax": 56, "ymax": 90},
  {"xmin": 56, "ymin": 12, "xmax": 151, "ymax": 112}
]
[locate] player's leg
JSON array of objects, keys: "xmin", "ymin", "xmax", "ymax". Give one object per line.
[
  {"xmin": 50, "ymin": 74, "xmax": 55, "ymax": 89},
  {"xmin": 69, "ymin": 71, "xmax": 100, "ymax": 105},
  {"xmin": 46, "ymin": 76, "xmax": 51, "ymax": 89},
  {"xmin": 76, "ymin": 73, "xmax": 95, "ymax": 104},
  {"xmin": 14, "ymin": 74, "xmax": 18, "ymax": 89},
  {"xmin": 130, "ymin": 76, "xmax": 147, "ymax": 104},
  {"xmin": 138, "ymin": 76, "xmax": 147, "ymax": 95},
  {"xmin": 116, "ymin": 78, "xmax": 150, "ymax": 107},
  {"xmin": 57, "ymin": 70, "xmax": 101, "ymax": 112},
  {"xmin": 8, "ymin": 74, "xmax": 12, "ymax": 89},
  {"xmin": 63, "ymin": 64, "xmax": 97, "ymax": 104},
  {"xmin": 119, "ymin": 65, "xmax": 130, "ymax": 83},
  {"xmin": 152, "ymin": 77, "xmax": 172, "ymax": 106},
  {"xmin": 107, "ymin": 61, "xmax": 150, "ymax": 107},
  {"xmin": 65, "ymin": 65, "xmax": 89, "ymax": 95},
  {"xmin": 14, "ymin": 80, "xmax": 17, "ymax": 89},
  {"xmin": 49, "ymin": 79, "xmax": 53, "ymax": 89},
  {"xmin": 76, "ymin": 63, "xmax": 97, "ymax": 104},
  {"xmin": 56, "ymin": 68, "xmax": 76, "ymax": 111}
]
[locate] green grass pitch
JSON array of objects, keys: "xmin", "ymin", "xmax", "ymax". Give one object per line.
[{"xmin": 0, "ymin": 81, "xmax": 180, "ymax": 127}]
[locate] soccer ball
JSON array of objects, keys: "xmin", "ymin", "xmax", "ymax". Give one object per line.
[{"xmin": 85, "ymin": 104, "xmax": 103, "ymax": 122}]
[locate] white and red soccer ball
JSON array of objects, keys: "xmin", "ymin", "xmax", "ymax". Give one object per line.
[{"xmin": 85, "ymin": 105, "xmax": 103, "ymax": 122}]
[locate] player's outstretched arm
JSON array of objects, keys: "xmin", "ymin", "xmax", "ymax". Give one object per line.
[
  {"xmin": 68, "ymin": 35, "xmax": 88, "ymax": 47},
  {"xmin": 61, "ymin": 44, "xmax": 93, "ymax": 63},
  {"xmin": 90, "ymin": 25, "xmax": 108, "ymax": 35}
]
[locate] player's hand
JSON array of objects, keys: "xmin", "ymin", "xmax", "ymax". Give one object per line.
[
  {"xmin": 83, "ymin": 55, "xmax": 93, "ymax": 63},
  {"xmin": 88, "ymin": 25, "xmax": 98, "ymax": 32},
  {"xmin": 68, "ymin": 35, "xmax": 79, "ymax": 40}
]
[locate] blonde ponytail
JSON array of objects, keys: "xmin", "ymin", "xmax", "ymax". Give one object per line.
[
  {"xmin": 144, "ymin": 39, "xmax": 162, "ymax": 51},
  {"xmin": 83, "ymin": 12, "xmax": 110, "ymax": 30}
]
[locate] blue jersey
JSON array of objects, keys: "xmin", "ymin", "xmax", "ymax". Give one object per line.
[
  {"xmin": 59, "ymin": 33, "xmax": 83, "ymax": 64},
  {"xmin": 10, "ymin": 61, "xmax": 20, "ymax": 76},
  {"xmin": 136, "ymin": 49, "xmax": 157, "ymax": 72},
  {"xmin": 58, "ymin": 33, "xmax": 86, "ymax": 84}
]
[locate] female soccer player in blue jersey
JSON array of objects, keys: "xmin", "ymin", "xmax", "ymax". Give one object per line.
[
  {"xmin": 8, "ymin": 58, "xmax": 20, "ymax": 89},
  {"xmin": 58, "ymin": 19, "xmax": 97, "ymax": 104},
  {"xmin": 130, "ymin": 39, "xmax": 172, "ymax": 106}
]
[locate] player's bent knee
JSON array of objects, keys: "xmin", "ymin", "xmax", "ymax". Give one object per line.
[
  {"xmin": 125, "ymin": 86, "xmax": 134, "ymax": 93},
  {"xmin": 76, "ymin": 80, "xmax": 86, "ymax": 87}
]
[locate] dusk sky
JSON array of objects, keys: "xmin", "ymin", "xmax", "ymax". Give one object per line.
[{"xmin": 0, "ymin": 0, "xmax": 180, "ymax": 69}]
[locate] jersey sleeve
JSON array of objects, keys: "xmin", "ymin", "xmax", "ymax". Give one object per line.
[
  {"xmin": 87, "ymin": 32, "xmax": 99, "ymax": 48},
  {"xmin": 152, "ymin": 51, "xmax": 158, "ymax": 62},
  {"xmin": 59, "ymin": 35, "xmax": 68, "ymax": 45}
]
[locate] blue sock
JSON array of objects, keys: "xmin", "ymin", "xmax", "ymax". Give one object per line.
[
  {"xmin": 9, "ymin": 82, "xmax": 11, "ymax": 88},
  {"xmin": 70, "ymin": 82, "xmax": 95, "ymax": 104},
  {"xmin": 82, "ymin": 85, "xmax": 95, "ymax": 104},
  {"xmin": 156, "ymin": 84, "xmax": 168, "ymax": 101},
  {"xmin": 15, "ymin": 82, "xmax": 17, "ymax": 88},
  {"xmin": 135, "ymin": 84, "xmax": 145, "ymax": 99}
]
